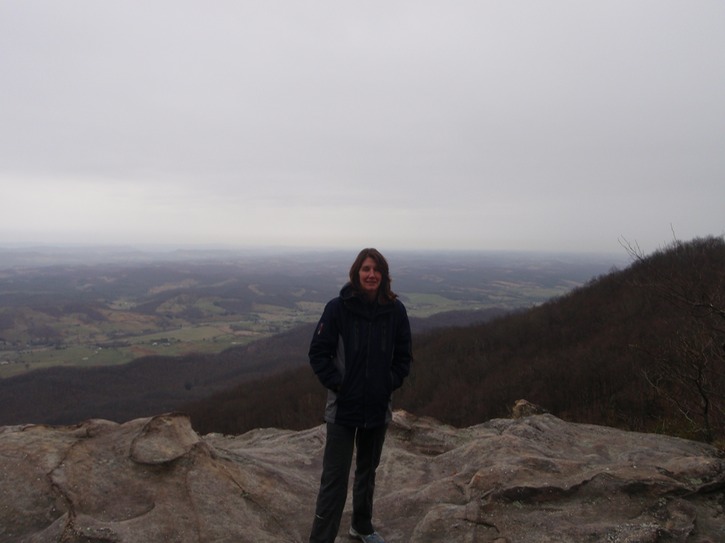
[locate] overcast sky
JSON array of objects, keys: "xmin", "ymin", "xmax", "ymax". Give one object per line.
[{"xmin": 1, "ymin": 1, "xmax": 723, "ymax": 255}]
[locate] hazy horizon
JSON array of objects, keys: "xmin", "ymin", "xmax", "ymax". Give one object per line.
[
  {"xmin": 2, "ymin": 1, "xmax": 723, "ymax": 255},
  {"xmin": 0, "ymin": 240, "xmax": 640, "ymax": 277}
]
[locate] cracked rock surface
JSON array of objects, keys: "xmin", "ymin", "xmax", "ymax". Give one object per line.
[{"xmin": 1, "ymin": 411, "xmax": 723, "ymax": 542}]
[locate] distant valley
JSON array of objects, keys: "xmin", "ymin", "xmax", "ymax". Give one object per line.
[{"xmin": 0, "ymin": 246, "xmax": 625, "ymax": 378}]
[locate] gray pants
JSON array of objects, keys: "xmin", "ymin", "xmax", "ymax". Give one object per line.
[{"xmin": 309, "ymin": 422, "xmax": 388, "ymax": 543}]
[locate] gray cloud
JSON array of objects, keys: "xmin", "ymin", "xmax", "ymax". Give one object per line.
[{"xmin": 1, "ymin": 1, "xmax": 723, "ymax": 253}]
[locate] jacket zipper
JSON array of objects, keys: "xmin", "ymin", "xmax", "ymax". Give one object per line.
[{"xmin": 363, "ymin": 304, "xmax": 377, "ymax": 428}]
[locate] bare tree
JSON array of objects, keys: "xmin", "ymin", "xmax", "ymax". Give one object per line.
[{"xmin": 620, "ymin": 235, "xmax": 725, "ymax": 442}]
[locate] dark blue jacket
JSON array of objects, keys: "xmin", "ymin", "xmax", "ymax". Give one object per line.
[{"xmin": 309, "ymin": 283, "xmax": 412, "ymax": 428}]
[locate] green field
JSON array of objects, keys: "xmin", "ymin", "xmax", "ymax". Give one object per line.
[
  {"xmin": 0, "ymin": 301, "xmax": 329, "ymax": 378},
  {"xmin": 0, "ymin": 294, "xmax": 496, "ymax": 378}
]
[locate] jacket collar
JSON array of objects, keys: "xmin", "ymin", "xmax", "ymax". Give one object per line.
[{"xmin": 339, "ymin": 283, "xmax": 393, "ymax": 315}]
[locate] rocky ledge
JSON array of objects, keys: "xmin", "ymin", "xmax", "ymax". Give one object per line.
[{"xmin": 1, "ymin": 410, "xmax": 723, "ymax": 542}]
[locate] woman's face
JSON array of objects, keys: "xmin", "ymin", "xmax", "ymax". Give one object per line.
[{"xmin": 358, "ymin": 256, "xmax": 382, "ymax": 299}]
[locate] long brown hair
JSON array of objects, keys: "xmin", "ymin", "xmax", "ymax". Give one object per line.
[{"xmin": 349, "ymin": 248, "xmax": 397, "ymax": 302}]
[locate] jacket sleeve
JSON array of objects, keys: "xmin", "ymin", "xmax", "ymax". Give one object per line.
[
  {"xmin": 308, "ymin": 299, "xmax": 343, "ymax": 391},
  {"xmin": 391, "ymin": 301, "xmax": 412, "ymax": 390}
]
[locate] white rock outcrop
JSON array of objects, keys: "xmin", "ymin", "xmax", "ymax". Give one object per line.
[{"xmin": 1, "ymin": 411, "xmax": 723, "ymax": 542}]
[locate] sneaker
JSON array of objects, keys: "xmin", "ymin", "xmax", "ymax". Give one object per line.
[{"xmin": 349, "ymin": 526, "xmax": 386, "ymax": 543}]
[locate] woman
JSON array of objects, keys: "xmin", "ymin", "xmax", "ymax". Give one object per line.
[{"xmin": 308, "ymin": 248, "xmax": 413, "ymax": 543}]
